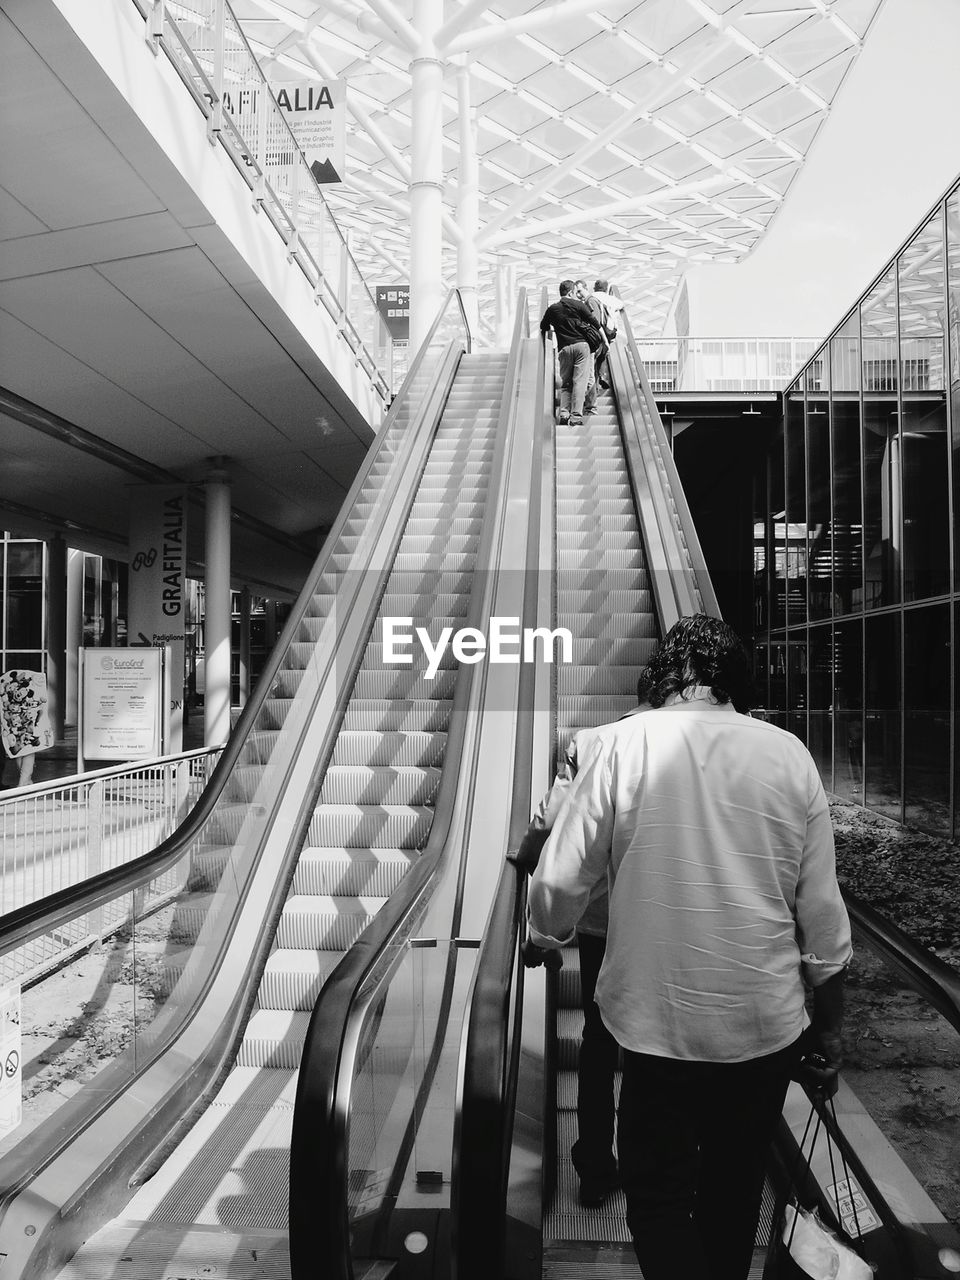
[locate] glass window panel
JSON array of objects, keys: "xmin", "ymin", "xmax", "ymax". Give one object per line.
[
  {"xmin": 831, "ymin": 314, "xmax": 863, "ymax": 616},
  {"xmin": 833, "ymin": 618, "xmax": 863, "ymax": 804},
  {"xmin": 903, "ymin": 604, "xmax": 950, "ymax": 834},
  {"xmin": 786, "ymin": 632, "xmax": 807, "ymax": 745},
  {"xmin": 770, "ymin": 425, "xmax": 787, "ymax": 630},
  {"xmin": 785, "ymin": 385, "xmax": 807, "ymax": 625},
  {"xmin": 806, "ymin": 354, "xmax": 831, "ymax": 620},
  {"xmin": 861, "ymin": 267, "xmax": 900, "ymax": 609},
  {"xmin": 947, "ymin": 189, "xmax": 960, "ymax": 593},
  {"xmin": 807, "ymin": 625, "xmax": 832, "ymax": 783},
  {"xmin": 864, "ymin": 612, "xmax": 901, "ymax": 821},
  {"xmin": 900, "ymin": 208, "xmax": 949, "ymax": 601},
  {"xmin": 4, "ymin": 540, "xmax": 43, "ymax": 650},
  {"xmin": 769, "ymin": 639, "xmax": 787, "ymax": 729},
  {"xmin": 753, "ymin": 446, "xmax": 768, "ymax": 634}
]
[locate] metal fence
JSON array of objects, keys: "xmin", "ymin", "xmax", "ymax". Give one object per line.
[
  {"xmin": 132, "ymin": 0, "xmax": 393, "ymax": 401},
  {"xmin": 0, "ymin": 748, "xmax": 222, "ymax": 984},
  {"xmin": 636, "ymin": 337, "xmax": 820, "ymax": 393}
]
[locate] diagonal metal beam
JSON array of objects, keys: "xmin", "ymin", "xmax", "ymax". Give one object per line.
[
  {"xmin": 435, "ymin": 0, "xmax": 497, "ymax": 52},
  {"xmin": 360, "ymin": 0, "xmax": 421, "ymax": 53},
  {"xmin": 483, "ymin": 181, "xmax": 735, "ymax": 251},
  {"xmin": 477, "ymin": 36, "xmax": 722, "ymax": 246},
  {"xmin": 443, "ymin": 0, "xmax": 602, "ymax": 56}
]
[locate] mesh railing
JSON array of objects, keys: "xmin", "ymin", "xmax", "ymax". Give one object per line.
[
  {"xmin": 132, "ymin": 0, "xmax": 391, "ymax": 401},
  {"xmin": 0, "ymin": 749, "xmax": 221, "ymax": 984}
]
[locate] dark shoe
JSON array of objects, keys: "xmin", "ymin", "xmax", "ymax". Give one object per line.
[
  {"xmin": 577, "ymin": 1170, "xmax": 620, "ymax": 1207},
  {"xmin": 558, "ymin": 410, "xmax": 570, "ymax": 424},
  {"xmin": 568, "ymin": 414, "xmax": 583, "ymax": 425},
  {"xmin": 584, "ymin": 407, "xmax": 598, "ymax": 416}
]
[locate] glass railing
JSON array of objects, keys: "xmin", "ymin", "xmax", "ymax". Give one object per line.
[
  {"xmin": 636, "ymin": 336, "xmax": 820, "ymax": 393},
  {"xmin": 129, "ymin": 0, "xmax": 393, "ymax": 401}
]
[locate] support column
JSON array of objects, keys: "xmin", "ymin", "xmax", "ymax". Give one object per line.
[
  {"xmin": 238, "ymin": 586, "xmax": 251, "ymax": 708},
  {"xmin": 409, "ymin": 0, "xmax": 445, "ymax": 354},
  {"xmin": 65, "ymin": 548, "xmax": 84, "ymax": 727},
  {"xmin": 204, "ymin": 462, "xmax": 232, "ymax": 746},
  {"xmin": 456, "ymin": 65, "xmax": 479, "ymax": 341},
  {"xmin": 44, "ymin": 535, "xmax": 67, "ymax": 743}
]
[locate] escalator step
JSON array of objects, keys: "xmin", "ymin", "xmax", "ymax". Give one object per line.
[
  {"xmin": 331, "ymin": 731, "xmax": 446, "ymax": 767},
  {"xmin": 258, "ymin": 950, "xmax": 343, "ymax": 1010},
  {"xmin": 558, "ymin": 666, "xmax": 647, "ymax": 698},
  {"xmin": 306, "ymin": 803, "xmax": 433, "ymax": 848},
  {"xmin": 556, "ymin": 569, "xmax": 649, "ymax": 592},
  {"xmin": 561, "ymin": 614, "xmax": 652, "ymax": 641},
  {"xmin": 318, "ymin": 765, "xmax": 442, "ymax": 806},
  {"xmin": 276, "ymin": 895, "xmax": 386, "ymax": 949},
  {"xmin": 557, "ymin": 589, "xmax": 653, "ymax": 613},
  {"xmin": 341, "ymin": 700, "xmax": 453, "ymax": 732},
  {"xmin": 351, "ymin": 670, "xmax": 457, "ymax": 701},
  {"xmin": 293, "ymin": 848, "xmax": 413, "ymax": 896},
  {"xmin": 238, "ymin": 1009, "xmax": 310, "ymax": 1068}
]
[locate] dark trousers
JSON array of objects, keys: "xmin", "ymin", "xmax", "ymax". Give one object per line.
[
  {"xmin": 571, "ymin": 931, "xmax": 619, "ymax": 1179},
  {"xmin": 618, "ymin": 1037, "xmax": 800, "ymax": 1280}
]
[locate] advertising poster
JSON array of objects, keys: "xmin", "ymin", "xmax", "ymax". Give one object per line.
[
  {"xmin": 0, "ymin": 670, "xmax": 53, "ymax": 761},
  {"xmin": 81, "ymin": 648, "xmax": 163, "ymax": 761},
  {"xmin": 128, "ymin": 485, "xmax": 186, "ymax": 750},
  {"xmin": 270, "ymin": 78, "xmax": 345, "ymax": 183}
]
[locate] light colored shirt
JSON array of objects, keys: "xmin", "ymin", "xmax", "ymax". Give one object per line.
[{"xmin": 527, "ymin": 688, "xmax": 852, "ymax": 1063}]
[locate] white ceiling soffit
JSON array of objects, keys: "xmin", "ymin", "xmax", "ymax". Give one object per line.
[{"xmin": 216, "ymin": 0, "xmax": 883, "ymax": 336}]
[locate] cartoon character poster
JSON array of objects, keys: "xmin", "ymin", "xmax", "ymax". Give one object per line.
[{"xmin": 0, "ymin": 670, "xmax": 53, "ymax": 760}]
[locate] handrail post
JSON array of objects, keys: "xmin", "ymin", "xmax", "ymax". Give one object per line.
[
  {"xmin": 86, "ymin": 779, "xmax": 105, "ymax": 939},
  {"xmin": 207, "ymin": 0, "xmax": 226, "ymax": 146},
  {"xmin": 145, "ymin": 0, "xmax": 164, "ymax": 53}
]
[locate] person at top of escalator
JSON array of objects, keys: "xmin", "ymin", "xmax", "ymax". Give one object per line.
[
  {"xmin": 540, "ymin": 280, "xmax": 604, "ymax": 426},
  {"xmin": 523, "ymin": 615, "xmax": 852, "ymax": 1280},
  {"xmin": 587, "ymin": 279, "xmax": 622, "ymax": 391},
  {"xmin": 513, "ymin": 699, "xmax": 648, "ymax": 1210}
]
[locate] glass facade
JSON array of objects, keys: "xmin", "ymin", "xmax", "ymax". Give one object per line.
[
  {"xmin": 0, "ymin": 534, "xmax": 46, "ymax": 675},
  {"xmin": 754, "ymin": 178, "xmax": 958, "ymax": 837}
]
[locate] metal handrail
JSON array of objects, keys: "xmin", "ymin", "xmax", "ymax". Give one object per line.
[
  {"xmin": 128, "ymin": 0, "xmax": 393, "ymax": 401},
  {"xmin": 288, "ymin": 291, "xmax": 528, "ymax": 1280},
  {"xmin": 451, "ymin": 292, "xmax": 552, "ymax": 1280}
]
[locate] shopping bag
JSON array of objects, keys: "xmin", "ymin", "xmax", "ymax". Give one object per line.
[
  {"xmin": 772, "ymin": 1097, "xmax": 872, "ymax": 1280},
  {"xmin": 780, "ymin": 1203, "xmax": 872, "ymax": 1279}
]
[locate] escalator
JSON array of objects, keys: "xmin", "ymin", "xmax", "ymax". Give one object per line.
[
  {"xmin": 454, "ymin": 310, "xmax": 960, "ymax": 1280},
  {"xmin": 0, "ymin": 293, "xmax": 527, "ymax": 1279}
]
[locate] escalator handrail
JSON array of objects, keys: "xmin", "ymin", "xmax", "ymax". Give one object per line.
[
  {"xmin": 845, "ymin": 889, "xmax": 960, "ymax": 1036},
  {"xmin": 289, "ymin": 292, "xmax": 532, "ymax": 1280},
  {"xmin": 617, "ymin": 310, "xmax": 722, "ymax": 622},
  {"xmin": 450, "ymin": 298, "xmax": 556, "ymax": 1280},
  {"xmin": 0, "ymin": 289, "xmax": 472, "ymax": 962}
]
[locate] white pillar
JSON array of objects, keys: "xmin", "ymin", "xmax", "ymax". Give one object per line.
[
  {"xmin": 204, "ymin": 462, "xmax": 232, "ymax": 746},
  {"xmin": 456, "ymin": 65, "xmax": 479, "ymax": 342},
  {"xmin": 409, "ymin": 0, "xmax": 445, "ymax": 354},
  {"xmin": 238, "ymin": 586, "xmax": 251, "ymax": 708}
]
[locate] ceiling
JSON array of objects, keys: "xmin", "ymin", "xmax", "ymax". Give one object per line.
[
  {"xmin": 0, "ymin": 0, "xmax": 377, "ymax": 596},
  {"xmin": 223, "ymin": 0, "xmax": 886, "ymax": 336}
]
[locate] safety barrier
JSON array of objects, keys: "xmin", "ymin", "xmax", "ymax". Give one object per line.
[
  {"xmin": 133, "ymin": 0, "xmax": 392, "ymax": 401},
  {"xmin": 0, "ymin": 748, "xmax": 221, "ymax": 984}
]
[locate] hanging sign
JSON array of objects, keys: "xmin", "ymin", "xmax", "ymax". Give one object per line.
[
  {"xmin": 270, "ymin": 78, "xmax": 345, "ymax": 183},
  {"xmin": 376, "ymin": 286, "xmax": 410, "ymax": 341},
  {"xmin": 128, "ymin": 485, "xmax": 186, "ymax": 751}
]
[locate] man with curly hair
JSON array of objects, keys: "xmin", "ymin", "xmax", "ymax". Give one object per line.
[{"xmin": 526, "ymin": 614, "xmax": 852, "ymax": 1280}]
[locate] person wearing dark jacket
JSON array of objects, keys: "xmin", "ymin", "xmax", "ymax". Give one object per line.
[{"xmin": 540, "ymin": 279, "xmax": 603, "ymax": 425}]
